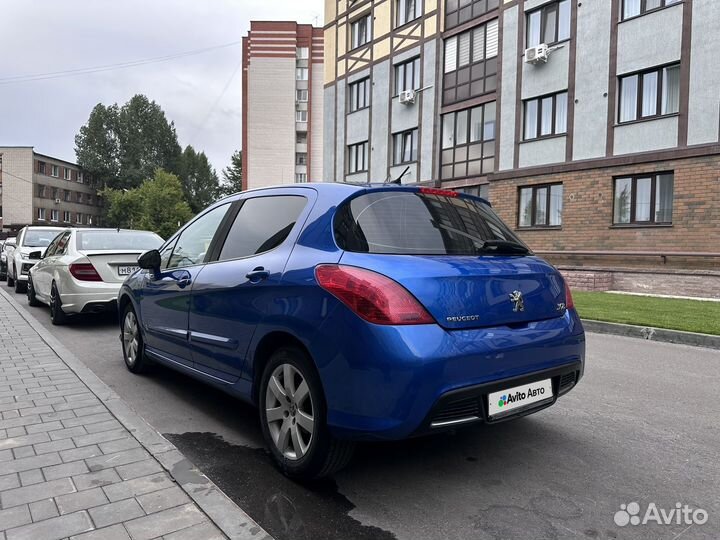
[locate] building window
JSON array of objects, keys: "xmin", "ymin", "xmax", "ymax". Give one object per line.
[
  {"xmin": 50, "ymin": 209, "xmax": 59, "ymax": 222},
  {"xmin": 622, "ymin": 0, "xmax": 682, "ymax": 20},
  {"xmin": 527, "ymin": 0, "xmax": 571, "ymax": 48},
  {"xmin": 350, "ymin": 14, "xmax": 372, "ymax": 49},
  {"xmin": 613, "ymin": 173, "xmax": 674, "ymax": 225},
  {"xmin": 51, "ymin": 165, "xmax": 60, "ymax": 177},
  {"xmin": 52, "ymin": 188, "xmax": 60, "ymax": 200},
  {"xmin": 394, "ymin": 57, "xmax": 421, "ymax": 96},
  {"xmin": 296, "ymin": 68, "xmax": 309, "ymax": 81},
  {"xmin": 440, "ymin": 101, "xmax": 496, "ymax": 179},
  {"xmin": 295, "ymin": 173, "xmax": 307, "ymax": 183},
  {"xmin": 77, "ymin": 192, "xmax": 84, "ymax": 203},
  {"xmin": 88, "ymin": 215, "xmax": 93, "ymax": 225},
  {"xmin": 64, "ymin": 190, "xmax": 71, "ymax": 202},
  {"xmin": 297, "ymin": 132, "xmax": 308, "ymax": 144},
  {"xmin": 296, "ymin": 153, "xmax": 308, "ymax": 166},
  {"xmin": 296, "ymin": 110, "xmax": 308, "ymax": 122},
  {"xmin": 296, "ymin": 89, "xmax": 308, "ymax": 102},
  {"xmin": 443, "ymin": 20, "xmax": 498, "ymax": 105},
  {"xmin": 618, "ymin": 64, "xmax": 680, "ymax": 123},
  {"xmin": 349, "ymin": 77, "xmax": 370, "ymax": 112},
  {"xmin": 37, "ymin": 185, "xmax": 46, "ymax": 198},
  {"xmin": 38, "ymin": 161, "xmax": 46, "ymax": 175},
  {"xmin": 63, "ymin": 211, "xmax": 71, "ymax": 223},
  {"xmin": 518, "ymin": 184, "xmax": 563, "ymax": 227},
  {"xmin": 296, "ymin": 47, "xmax": 309, "ymax": 59},
  {"xmin": 348, "ymin": 142, "xmax": 369, "ymax": 174},
  {"xmin": 63, "ymin": 168, "xmax": 71, "ymax": 180},
  {"xmin": 37, "ymin": 208, "xmax": 46, "ymax": 221},
  {"xmin": 524, "ymin": 91, "xmax": 568, "ymax": 140},
  {"xmin": 445, "ymin": 0, "xmax": 499, "ymax": 30},
  {"xmin": 396, "ymin": 0, "xmax": 422, "ymax": 27},
  {"xmin": 77, "ymin": 171, "xmax": 84, "ymax": 183},
  {"xmin": 393, "ymin": 128, "xmax": 418, "ymax": 165},
  {"xmin": 76, "ymin": 213, "xmax": 83, "ymax": 224}
]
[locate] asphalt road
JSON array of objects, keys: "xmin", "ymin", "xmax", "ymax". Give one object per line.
[{"xmin": 16, "ymin": 290, "xmax": 720, "ymax": 540}]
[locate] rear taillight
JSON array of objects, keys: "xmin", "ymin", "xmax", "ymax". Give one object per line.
[
  {"xmin": 69, "ymin": 263, "xmax": 103, "ymax": 282},
  {"xmin": 564, "ymin": 281, "xmax": 575, "ymax": 310},
  {"xmin": 315, "ymin": 264, "xmax": 434, "ymax": 325}
]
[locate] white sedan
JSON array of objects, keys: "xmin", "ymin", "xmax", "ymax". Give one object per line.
[{"xmin": 27, "ymin": 228, "xmax": 163, "ymax": 324}]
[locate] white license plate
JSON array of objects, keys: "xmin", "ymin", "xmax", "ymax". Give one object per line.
[
  {"xmin": 488, "ymin": 378, "xmax": 553, "ymax": 418},
  {"xmin": 118, "ymin": 266, "xmax": 139, "ymax": 276}
]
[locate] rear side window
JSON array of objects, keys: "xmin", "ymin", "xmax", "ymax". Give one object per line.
[
  {"xmin": 335, "ymin": 191, "xmax": 525, "ymax": 255},
  {"xmin": 218, "ymin": 196, "xmax": 307, "ymax": 261}
]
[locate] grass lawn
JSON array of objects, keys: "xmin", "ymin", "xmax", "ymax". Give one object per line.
[{"xmin": 572, "ymin": 292, "xmax": 720, "ymax": 336}]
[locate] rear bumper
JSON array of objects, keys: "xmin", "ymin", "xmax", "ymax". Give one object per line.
[
  {"xmin": 311, "ymin": 308, "xmax": 585, "ymax": 441},
  {"xmin": 59, "ymin": 281, "xmax": 122, "ymax": 314}
]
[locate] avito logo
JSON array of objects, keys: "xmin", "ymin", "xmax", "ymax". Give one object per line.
[{"xmin": 497, "ymin": 386, "xmax": 545, "ymax": 408}]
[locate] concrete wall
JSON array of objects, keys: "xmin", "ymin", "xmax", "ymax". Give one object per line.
[
  {"xmin": 613, "ymin": 115, "xmax": 679, "ymax": 155},
  {"xmin": 521, "ymin": 45, "xmax": 569, "ymax": 100},
  {"xmin": 323, "ymin": 86, "xmax": 337, "ymax": 182},
  {"xmin": 518, "ymin": 135, "xmax": 567, "ymax": 167},
  {"xmin": 0, "ymin": 147, "xmax": 33, "ymax": 227},
  {"xmin": 247, "ymin": 57, "xmax": 297, "ymax": 188},
  {"xmin": 687, "ymin": 0, "xmax": 720, "ymax": 146},
  {"xmin": 419, "ymin": 40, "xmax": 437, "ymax": 182},
  {"xmin": 498, "ymin": 5, "xmax": 519, "ymax": 171},
  {"xmin": 370, "ymin": 60, "xmax": 391, "ymax": 182},
  {"xmin": 616, "ymin": 4, "xmax": 682, "ymax": 75}
]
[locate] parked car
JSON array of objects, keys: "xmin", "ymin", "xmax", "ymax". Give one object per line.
[
  {"xmin": 7, "ymin": 227, "xmax": 65, "ymax": 293},
  {"xmin": 118, "ymin": 184, "xmax": 585, "ymax": 479},
  {"xmin": 0, "ymin": 238, "xmax": 16, "ymax": 281},
  {"xmin": 27, "ymin": 228, "xmax": 163, "ymax": 324}
]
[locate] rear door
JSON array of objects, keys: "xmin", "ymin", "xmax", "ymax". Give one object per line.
[
  {"xmin": 33, "ymin": 231, "xmax": 69, "ymax": 298},
  {"xmin": 140, "ymin": 203, "xmax": 231, "ymax": 366},
  {"xmin": 335, "ymin": 189, "xmax": 567, "ymax": 330},
  {"xmin": 189, "ymin": 191, "xmax": 312, "ymax": 382}
]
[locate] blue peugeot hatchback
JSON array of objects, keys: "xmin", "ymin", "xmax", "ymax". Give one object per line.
[{"xmin": 118, "ymin": 184, "xmax": 585, "ymax": 479}]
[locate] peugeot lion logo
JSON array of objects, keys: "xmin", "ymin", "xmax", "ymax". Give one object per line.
[{"xmin": 509, "ymin": 290, "xmax": 524, "ymax": 312}]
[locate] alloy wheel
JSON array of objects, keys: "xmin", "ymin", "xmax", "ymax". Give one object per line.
[
  {"xmin": 265, "ymin": 363, "xmax": 315, "ymax": 460},
  {"xmin": 123, "ymin": 311, "xmax": 139, "ymax": 366}
]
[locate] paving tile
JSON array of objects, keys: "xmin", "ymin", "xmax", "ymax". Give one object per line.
[
  {"xmin": 73, "ymin": 429, "xmax": 127, "ymax": 448},
  {"xmin": 103, "ymin": 473, "xmax": 175, "ymax": 503},
  {"xmin": 0, "ymin": 415, "xmax": 40, "ymax": 431},
  {"xmin": 56, "ymin": 487, "xmax": 109, "ymax": 515},
  {"xmin": 18, "ymin": 469, "xmax": 44, "ymax": 487},
  {"xmin": 116, "ymin": 459, "xmax": 163, "ymax": 481},
  {"xmin": 25, "ymin": 420, "xmax": 63, "ymax": 434},
  {"xmin": 61, "ymin": 413, "xmax": 113, "ymax": 429},
  {"xmin": 0, "ymin": 473, "xmax": 20, "ymax": 490},
  {"xmin": 0, "ymin": 506, "xmax": 31, "ymax": 532},
  {"xmin": 136, "ymin": 486, "xmax": 189, "ymax": 515},
  {"xmin": 69, "ymin": 404, "xmax": 106, "ymax": 418},
  {"xmin": 86, "ymin": 448, "xmax": 150, "ymax": 472},
  {"xmin": 29, "ymin": 498, "xmax": 59, "ymax": 521},
  {"xmin": 60, "ymin": 445, "xmax": 102, "ymax": 463},
  {"xmin": 40, "ymin": 410, "xmax": 76, "ymax": 422},
  {"xmin": 34, "ymin": 438, "xmax": 75, "ymax": 455},
  {"xmin": 89, "ymin": 498, "xmax": 145, "ymax": 528},
  {"xmin": 5, "ymin": 510, "xmax": 94, "ymax": 540},
  {"xmin": 0, "ymin": 478, "xmax": 76, "ymax": 508},
  {"xmin": 98, "ymin": 437, "xmax": 140, "ymax": 455},
  {"xmin": 162, "ymin": 521, "xmax": 224, "ymax": 540},
  {"xmin": 0, "ymin": 431, "xmax": 50, "ymax": 452},
  {"xmin": 70, "ymin": 523, "xmax": 131, "ymax": 540},
  {"xmin": 43, "ymin": 459, "xmax": 90, "ymax": 481},
  {"xmin": 0, "ymin": 448, "xmax": 13, "ymax": 461},
  {"xmin": 52, "ymin": 399, "xmax": 101, "ymax": 413},
  {"xmin": 4, "ymin": 427, "xmax": 26, "ymax": 438},
  {"xmin": 49, "ymin": 426, "xmax": 88, "ymax": 441},
  {"xmin": 72, "ymin": 469, "xmax": 122, "ymax": 491},
  {"xmin": 1, "ymin": 452, "xmax": 62, "ymax": 475},
  {"xmin": 123, "ymin": 504, "xmax": 205, "ymax": 540}
]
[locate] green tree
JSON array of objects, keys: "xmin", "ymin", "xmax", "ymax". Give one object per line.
[
  {"xmin": 74, "ymin": 104, "xmax": 120, "ymax": 187},
  {"xmin": 101, "ymin": 169, "xmax": 193, "ymax": 239},
  {"xmin": 220, "ymin": 149, "xmax": 243, "ymax": 196},
  {"xmin": 177, "ymin": 145, "xmax": 220, "ymax": 213}
]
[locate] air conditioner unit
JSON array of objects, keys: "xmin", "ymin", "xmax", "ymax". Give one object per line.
[
  {"xmin": 54, "ymin": 198, "xmax": 61, "ymax": 204},
  {"xmin": 399, "ymin": 90, "xmax": 417, "ymax": 105},
  {"xmin": 525, "ymin": 44, "xmax": 549, "ymax": 64}
]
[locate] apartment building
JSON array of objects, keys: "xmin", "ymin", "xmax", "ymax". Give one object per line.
[
  {"xmin": 323, "ymin": 0, "xmax": 720, "ymax": 297},
  {"xmin": 0, "ymin": 147, "xmax": 103, "ymax": 234},
  {"xmin": 242, "ymin": 21, "xmax": 324, "ymax": 190}
]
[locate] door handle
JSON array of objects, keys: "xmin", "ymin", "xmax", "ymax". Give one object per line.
[
  {"xmin": 177, "ymin": 277, "xmax": 191, "ymax": 289},
  {"xmin": 246, "ymin": 267, "xmax": 270, "ymax": 283}
]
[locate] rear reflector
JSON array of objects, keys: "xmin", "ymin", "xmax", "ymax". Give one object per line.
[
  {"xmin": 69, "ymin": 263, "xmax": 103, "ymax": 282},
  {"xmin": 419, "ymin": 187, "xmax": 459, "ymax": 198},
  {"xmin": 564, "ymin": 281, "xmax": 575, "ymax": 310},
  {"xmin": 315, "ymin": 264, "xmax": 434, "ymax": 325}
]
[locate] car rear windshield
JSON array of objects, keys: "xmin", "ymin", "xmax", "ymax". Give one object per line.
[
  {"xmin": 23, "ymin": 230, "xmax": 61, "ymax": 248},
  {"xmin": 334, "ymin": 190, "xmax": 529, "ymax": 255},
  {"xmin": 76, "ymin": 231, "xmax": 163, "ymax": 251}
]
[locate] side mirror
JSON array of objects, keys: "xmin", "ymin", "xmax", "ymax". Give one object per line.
[
  {"xmin": 28, "ymin": 251, "xmax": 42, "ymax": 260},
  {"xmin": 138, "ymin": 249, "xmax": 161, "ymax": 272}
]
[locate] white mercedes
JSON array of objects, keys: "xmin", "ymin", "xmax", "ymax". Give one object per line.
[{"xmin": 26, "ymin": 228, "xmax": 163, "ymax": 324}]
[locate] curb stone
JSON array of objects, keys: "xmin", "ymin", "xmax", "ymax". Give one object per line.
[
  {"xmin": 582, "ymin": 319, "xmax": 720, "ymax": 350},
  {"xmin": 0, "ymin": 286, "xmax": 274, "ymax": 540}
]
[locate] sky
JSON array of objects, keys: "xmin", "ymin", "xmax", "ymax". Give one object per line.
[{"xmin": 0, "ymin": 0, "xmax": 324, "ymax": 175}]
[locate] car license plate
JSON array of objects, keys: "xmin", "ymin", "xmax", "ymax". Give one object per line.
[
  {"xmin": 118, "ymin": 266, "xmax": 139, "ymax": 276},
  {"xmin": 488, "ymin": 378, "xmax": 553, "ymax": 418}
]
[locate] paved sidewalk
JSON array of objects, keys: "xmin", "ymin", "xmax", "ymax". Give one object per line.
[{"xmin": 0, "ymin": 289, "xmax": 271, "ymax": 540}]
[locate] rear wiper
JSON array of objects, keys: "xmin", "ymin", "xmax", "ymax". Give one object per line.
[{"xmin": 478, "ymin": 240, "xmax": 530, "ymax": 254}]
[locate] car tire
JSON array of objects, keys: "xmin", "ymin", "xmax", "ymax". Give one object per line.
[
  {"xmin": 14, "ymin": 270, "xmax": 25, "ymax": 293},
  {"xmin": 121, "ymin": 304, "xmax": 150, "ymax": 374},
  {"xmin": 49, "ymin": 283, "xmax": 68, "ymax": 325},
  {"xmin": 26, "ymin": 277, "xmax": 41, "ymax": 307},
  {"xmin": 259, "ymin": 346, "xmax": 355, "ymax": 480},
  {"xmin": 7, "ymin": 267, "xmax": 15, "ymax": 288}
]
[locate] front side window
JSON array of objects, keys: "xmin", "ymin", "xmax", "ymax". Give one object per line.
[
  {"xmin": 440, "ymin": 101, "xmax": 496, "ymax": 179},
  {"xmin": 351, "ymin": 14, "xmax": 372, "ymax": 49},
  {"xmin": 219, "ymin": 196, "xmax": 307, "ymax": 261},
  {"xmin": 445, "ymin": 0, "xmax": 500, "ymax": 30},
  {"xmin": 524, "ymin": 91, "xmax": 568, "ymax": 140},
  {"xmin": 622, "ymin": 0, "xmax": 682, "ymax": 20},
  {"xmin": 167, "ymin": 204, "xmax": 230, "ymax": 269},
  {"xmin": 518, "ymin": 184, "xmax": 563, "ymax": 227},
  {"xmin": 527, "ymin": 0, "xmax": 571, "ymax": 48},
  {"xmin": 393, "ymin": 128, "xmax": 418, "ymax": 165},
  {"xmin": 349, "ymin": 78, "xmax": 370, "ymax": 112},
  {"xmin": 396, "ymin": 0, "xmax": 422, "ymax": 27},
  {"xmin": 348, "ymin": 142, "xmax": 369, "ymax": 174},
  {"xmin": 335, "ymin": 191, "xmax": 524, "ymax": 255},
  {"xmin": 613, "ymin": 173, "xmax": 674, "ymax": 224},
  {"xmin": 443, "ymin": 20, "xmax": 498, "ymax": 105},
  {"xmin": 618, "ymin": 64, "xmax": 680, "ymax": 123},
  {"xmin": 394, "ymin": 57, "xmax": 421, "ymax": 96}
]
